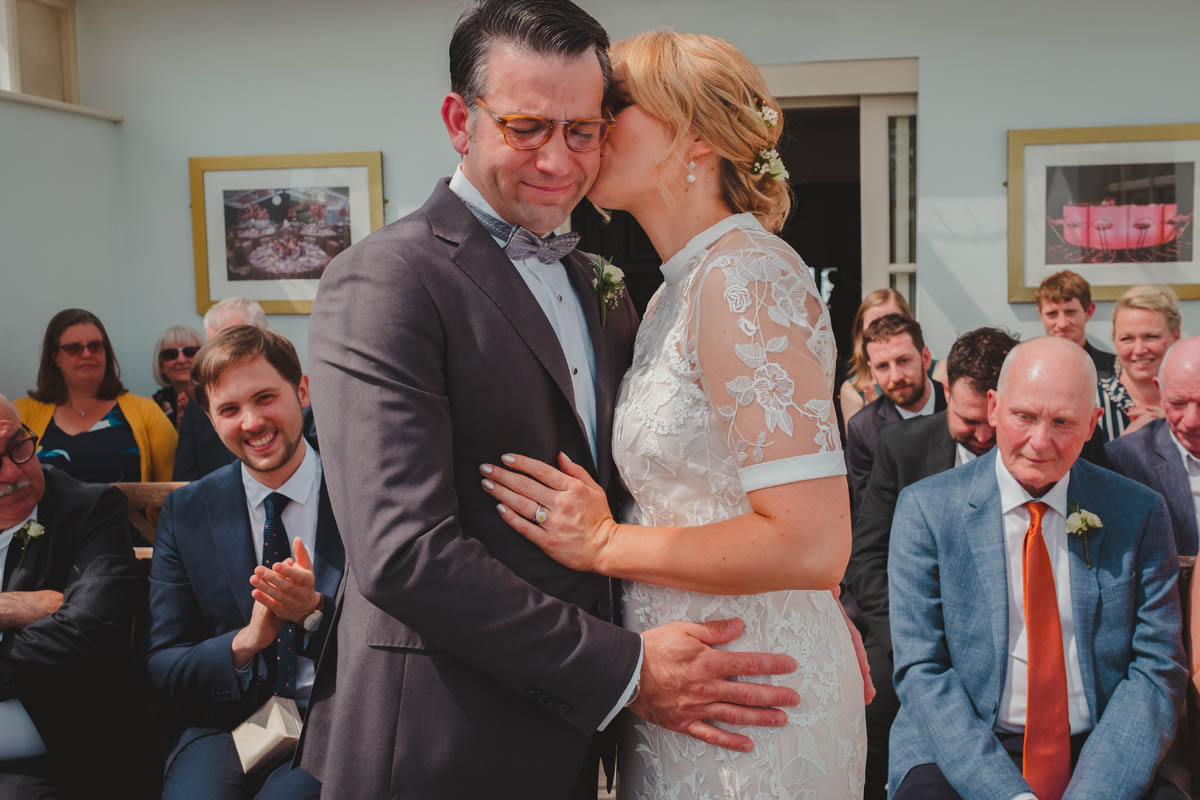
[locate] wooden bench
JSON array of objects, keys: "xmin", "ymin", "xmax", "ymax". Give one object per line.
[{"xmin": 112, "ymin": 481, "xmax": 186, "ymax": 550}]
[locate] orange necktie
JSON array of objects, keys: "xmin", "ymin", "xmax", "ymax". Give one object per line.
[{"xmin": 1022, "ymin": 501, "xmax": 1072, "ymax": 799}]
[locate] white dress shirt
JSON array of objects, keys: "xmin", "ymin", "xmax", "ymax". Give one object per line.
[
  {"xmin": 237, "ymin": 441, "xmax": 323, "ymax": 707},
  {"xmin": 448, "ymin": 167, "xmax": 639, "ymax": 731},
  {"xmin": 0, "ymin": 506, "xmax": 49, "ymax": 759},
  {"xmin": 896, "ymin": 378, "xmax": 937, "ymax": 420},
  {"xmin": 994, "ymin": 456, "xmax": 1093, "ymax": 737},
  {"xmin": 955, "ymin": 442, "xmax": 979, "ymax": 467},
  {"xmin": 1168, "ymin": 428, "xmax": 1200, "ymax": 529}
]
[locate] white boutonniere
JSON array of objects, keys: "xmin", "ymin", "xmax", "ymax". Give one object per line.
[
  {"xmin": 590, "ymin": 256, "xmax": 626, "ymax": 329},
  {"xmin": 14, "ymin": 519, "xmax": 46, "ymax": 570},
  {"xmin": 1065, "ymin": 504, "xmax": 1100, "ymax": 568}
]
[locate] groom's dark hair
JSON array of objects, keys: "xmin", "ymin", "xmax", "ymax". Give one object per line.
[{"xmin": 449, "ymin": 0, "xmax": 611, "ymax": 105}]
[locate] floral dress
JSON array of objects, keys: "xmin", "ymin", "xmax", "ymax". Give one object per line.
[{"xmin": 612, "ymin": 213, "xmax": 866, "ymax": 799}]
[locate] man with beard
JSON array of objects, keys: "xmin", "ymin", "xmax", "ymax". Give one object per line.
[
  {"xmin": 145, "ymin": 326, "xmax": 343, "ymax": 799},
  {"xmin": 843, "ymin": 326, "xmax": 1018, "ymax": 799},
  {"xmin": 844, "ymin": 313, "xmax": 947, "ymax": 508}
]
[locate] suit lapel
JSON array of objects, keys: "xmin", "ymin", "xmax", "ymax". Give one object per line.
[
  {"xmin": 313, "ymin": 480, "xmax": 344, "ymax": 599},
  {"xmin": 929, "ymin": 416, "xmax": 957, "ymax": 473},
  {"xmin": 964, "ymin": 453, "xmax": 1011, "ymax": 693},
  {"xmin": 5, "ymin": 468, "xmax": 57, "ymax": 591},
  {"xmin": 203, "ymin": 466, "xmax": 257, "ymax": 624},
  {"xmin": 1065, "ymin": 464, "xmax": 1103, "ymax": 719},
  {"xmin": 1153, "ymin": 421, "xmax": 1199, "ymax": 553}
]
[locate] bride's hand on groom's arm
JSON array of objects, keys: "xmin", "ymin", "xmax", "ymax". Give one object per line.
[
  {"xmin": 631, "ymin": 617, "xmax": 800, "ymax": 753},
  {"xmin": 479, "ymin": 452, "xmax": 617, "ymax": 573}
]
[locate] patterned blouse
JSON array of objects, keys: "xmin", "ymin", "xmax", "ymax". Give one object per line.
[
  {"xmin": 1096, "ymin": 375, "xmax": 1133, "ymax": 442},
  {"xmin": 38, "ymin": 405, "xmax": 141, "ymax": 483}
]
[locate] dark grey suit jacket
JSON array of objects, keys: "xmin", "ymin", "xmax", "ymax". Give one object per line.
[
  {"xmin": 1106, "ymin": 417, "xmax": 1200, "ymax": 556},
  {"xmin": 844, "ymin": 380, "xmax": 946, "ymax": 511},
  {"xmin": 300, "ymin": 180, "xmax": 643, "ymax": 799},
  {"xmin": 846, "ymin": 411, "xmax": 956, "ymax": 658}
]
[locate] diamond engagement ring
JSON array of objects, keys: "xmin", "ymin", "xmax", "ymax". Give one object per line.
[{"xmin": 534, "ymin": 505, "xmax": 549, "ymax": 525}]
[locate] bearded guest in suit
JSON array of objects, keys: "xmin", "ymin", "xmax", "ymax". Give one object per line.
[
  {"xmin": 299, "ymin": 2, "xmax": 806, "ymax": 798},
  {"xmin": 844, "ymin": 313, "xmax": 946, "ymax": 510},
  {"xmin": 846, "ymin": 326, "xmax": 1019, "ymax": 799},
  {"xmin": 0, "ymin": 394, "xmax": 154, "ymax": 799},
  {"xmin": 145, "ymin": 327, "xmax": 343, "ymax": 800},
  {"xmin": 888, "ymin": 336, "xmax": 1187, "ymax": 800}
]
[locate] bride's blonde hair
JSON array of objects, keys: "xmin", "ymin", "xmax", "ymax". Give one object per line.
[{"xmin": 612, "ymin": 31, "xmax": 791, "ymax": 232}]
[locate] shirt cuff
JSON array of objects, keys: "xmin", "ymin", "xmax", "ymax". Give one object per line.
[
  {"xmin": 597, "ymin": 638, "xmax": 643, "ymax": 732},
  {"xmin": 1010, "ymin": 793, "xmax": 1037, "ymax": 800},
  {"xmin": 234, "ymin": 653, "xmax": 260, "ymax": 695}
]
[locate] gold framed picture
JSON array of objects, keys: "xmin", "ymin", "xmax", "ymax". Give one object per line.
[
  {"xmin": 189, "ymin": 151, "xmax": 384, "ymax": 314},
  {"xmin": 1007, "ymin": 123, "xmax": 1200, "ymax": 302}
]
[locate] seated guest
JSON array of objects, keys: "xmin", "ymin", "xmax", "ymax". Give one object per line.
[
  {"xmin": 1036, "ymin": 269, "xmax": 1116, "ymax": 379},
  {"xmin": 146, "ymin": 326, "xmax": 342, "ymax": 800},
  {"xmin": 839, "ymin": 289, "xmax": 946, "ymax": 427},
  {"xmin": 844, "ymin": 313, "xmax": 946, "ymax": 508},
  {"xmin": 889, "ymin": 337, "xmax": 1187, "ymax": 800},
  {"xmin": 0, "ymin": 394, "xmax": 155, "ymax": 798},
  {"xmin": 1098, "ymin": 284, "xmax": 1181, "ymax": 441},
  {"xmin": 152, "ymin": 325, "xmax": 203, "ymax": 428},
  {"xmin": 16, "ymin": 308, "xmax": 176, "ymax": 483},
  {"xmin": 173, "ymin": 297, "xmax": 268, "ymax": 481},
  {"xmin": 846, "ymin": 326, "xmax": 1018, "ymax": 799}
]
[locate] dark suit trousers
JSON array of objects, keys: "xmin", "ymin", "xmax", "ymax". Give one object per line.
[
  {"xmin": 892, "ymin": 733, "xmax": 1187, "ymax": 800},
  {"xmin": 863, "ymin": 633, "xmax": 899, "ymax": 800},
  {"xmin": 0, "ymin": 757, "xmax": 59, "ymax": 800},
  {"xmin": 162, "ymin": 731, "xmax": 320, "ymax": 800}
]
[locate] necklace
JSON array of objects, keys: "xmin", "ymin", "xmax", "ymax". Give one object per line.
[{"xmin": 66, "ymin": 399, "xmax": 91, "ymax": 418}]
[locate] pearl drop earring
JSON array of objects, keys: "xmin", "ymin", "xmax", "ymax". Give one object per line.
[{"xmin": 687, "ymin": 159, "xmax": 696, "ymax": 184}]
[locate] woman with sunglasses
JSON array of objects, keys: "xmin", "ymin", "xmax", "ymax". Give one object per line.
[
  {"xmin": 15, "ymin": 308, "xmax": 177, "ymax": 484},
  {"xmin": 151, "ymin": 325, "xmax": 203, "ymax": 428}
]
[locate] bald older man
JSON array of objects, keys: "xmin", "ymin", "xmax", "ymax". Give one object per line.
[
  {"xmin": 0, "ymin": 395, "xmax": 153, "ymax": 798},
  {"xmin": 888, "ymin": 338, "xmax": 1187, "ymax": 800}
]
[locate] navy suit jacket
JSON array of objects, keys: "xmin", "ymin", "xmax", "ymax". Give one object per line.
[
  {"xmin": 171, "ymin": 403, "xmax": 235, "ymax": 481},
  {"xmin": 888, "ymin": 450, "xmax": 1186, "ymax": 799},
  {"xmin": 145, "ymin": 455, "xmax": 344, "ymax": 773},
  {"xmin": 844, "ymin": 381, "xmax": 946, "ymax": 511},
  {"xmin": 1105, "ymin": 417, "xmax": 1200, "ymax": 557}
]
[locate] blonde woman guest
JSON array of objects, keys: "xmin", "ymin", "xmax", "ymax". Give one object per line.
[
  {"xmin": 16, "ymin": 308, "xmax": 176, "ymax": 483},
  {"xmin": 838, "ymin": 289, "xmax": 946, "ymax": 426},
  {"xmin": 480, "ymin": 31, "xmax": 866, "ymax": 799},
  {"xmin": 1097, "ymin": 285, "xmax": 1182, "ymax": 441},
  {"xmin": 151, "ymin": 325, "xmax": 203, "ymax": 427}
]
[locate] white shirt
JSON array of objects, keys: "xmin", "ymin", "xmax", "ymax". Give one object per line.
[
  {"xmin": 448, "ymin": 167, "xmax": 599, "ymax": 467},
  {"xmin": 0, "ymin": 506, "xmax": 49, "ymax": 759},
  {"xmin": 448, "ymin": 167, "xmax": 639, "ymax": 731},
  {"xmin": 895, "ymin": 378, "xmax": 937, "ymax": 420},
  {"xmin": 955, "ymin": 442, "xmax": 979, "ymax": 467},
  {"xmin": 238, "ymin": 441, "xmax": 322, "ymax": 707},
  {"xmin": 994, "ymin": 456, "xmax": 1093, "ymax": 737},
  {"xmin": 1168, "ymin": 428, "xmax": 1200, "ymax": 530}
]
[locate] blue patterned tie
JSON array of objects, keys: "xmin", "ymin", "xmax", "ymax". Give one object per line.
[
  {"xmin": 262, "ymin": 492, "xmax": 297, "ymax": 698},
  {"xmin": 464, "ymin": 201, "xmax": 581, "ymax": 264}
]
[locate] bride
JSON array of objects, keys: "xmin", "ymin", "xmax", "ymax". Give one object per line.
[{"xmin": 481, "ymin": 30, "xmax": 867, "ymax": 799}]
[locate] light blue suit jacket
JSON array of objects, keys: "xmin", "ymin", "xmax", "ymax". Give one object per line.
[{"xmin": 887, "ymin": 450, "xmax": 1186, "ymax": 800}]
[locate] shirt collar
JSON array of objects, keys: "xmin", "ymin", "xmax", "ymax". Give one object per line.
[
  {"xmin": 956, "ymin": 442, "xmax": 979, "ymax": 466},
  {"xmin": 1168, "ymin": 427, "xmax": 1200, "ymax": 473},
  {"xmin": 241, "ymin": 440, "xmax": 320, "ymax": 511},
  {"xmin": 0, "ymin": 504, "xmax": 39, "ymax": 542},
  {"xmin": 659, "ymin": 213, "xmax": 762, "ymax": 285},
  {"xmin": 896, "ymin": 378, "xmax": 936, "ymax": 419},
  {"xmin": 994, "ymin": 451, "xmax": 1070, "ymax": 517},
  {"xmin": 449, "ymin": 166, "xmax": 513, "ymax": 248}
]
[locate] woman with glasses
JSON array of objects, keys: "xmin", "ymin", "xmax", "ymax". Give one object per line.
[
  {"xmin": 151, "ymin": 325, "xmax": 203, "ymax": 428},
  {"xmin": 14, "ymin": 308, "xmax": 177, "ymax": 484}
]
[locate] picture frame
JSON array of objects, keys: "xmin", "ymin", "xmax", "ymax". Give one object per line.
[
  {"xmin": 188, "ymin": 151, "xmax": 384, "ymax": 314},
  {"xmin": 1007, "ymin": 123, "xmax": 1200, "ymax": 302}
]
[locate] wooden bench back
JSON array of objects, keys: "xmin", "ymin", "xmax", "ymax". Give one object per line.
[{"xmin": 112, "ymin": 481, "xmax": 187, "ymax": 553}]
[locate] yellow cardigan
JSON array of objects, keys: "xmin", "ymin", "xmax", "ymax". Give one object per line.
[{"xmin": 15, "ymin": 393, "xmax": 178, "ymax": 482}]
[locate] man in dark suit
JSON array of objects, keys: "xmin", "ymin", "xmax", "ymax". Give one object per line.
[
  {"xmin": 146, "ymin": 327, "xmax": 343, "ymax": 799},
  {"xmin": 845, "ymin": 327, "xmax": 1018, "ymax": 799},
  {"xmin": 845, "ymin": 313, "xmax": 946, "ymax": 509},
  {"xmin": 1036, "ymin": 269, "xmax": 1116, "ymax": 379},
  {"xmin": 172, "ymin": 297, "xmax": 267, "ymax": 481},
  {"xmin": 0, "ymin": 394, "xmax": 153, "ymax": 799},
  {"xmin": 300, "ymin": 2, "xmax": 802, "ymax": 798}
]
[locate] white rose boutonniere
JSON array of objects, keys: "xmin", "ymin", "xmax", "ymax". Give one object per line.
[
  {"xmin": 591, "ymin": 256, "xmax": 626, "ymax": 329},
  {"xmin": 1065, "ymin": 504, "xmax": 1100, "ymax": 568},
  {"xmin": 14, "ymin": 520, "xmax": 46, "ymax": 570}
]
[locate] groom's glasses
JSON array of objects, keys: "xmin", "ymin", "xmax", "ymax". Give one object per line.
[{"xmin": 473, "ymin": 98, "xmax": 613, "ymax": 153}]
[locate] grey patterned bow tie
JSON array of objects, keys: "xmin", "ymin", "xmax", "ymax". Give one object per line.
[{"xmin": 465, "ymin": 202, "xmax": 581, "ymax": 264}]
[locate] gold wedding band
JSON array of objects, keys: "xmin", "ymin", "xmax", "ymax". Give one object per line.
[{"xmin": 534, "ymin": 505, "xmax": 549, "ymax": 525}]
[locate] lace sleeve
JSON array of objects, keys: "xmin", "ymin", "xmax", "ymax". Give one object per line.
[{"xmin": 692, "ymin": 242, "xmax": 843, "ymax": 493}]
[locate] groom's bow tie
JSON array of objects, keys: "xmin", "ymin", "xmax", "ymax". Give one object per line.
[{"xmin": 466, "ymin": 203, "xmax": 581, "ymax": 264}]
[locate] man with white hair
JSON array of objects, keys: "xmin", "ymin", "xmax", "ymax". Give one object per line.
[
  {"xmin": 174, "ymin": 298, "xmax": 269, "ymax": 480},
  {"xmin": 888, "ymin": 337, "xmax": 1186, "ymax": 800}
]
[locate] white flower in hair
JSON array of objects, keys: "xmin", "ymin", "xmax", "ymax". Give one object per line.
[
  {"xmin": 752, "ymin": 149, "xmax": 789, "ymax": 182},
  {"xmin": 756, "ymin": 102, "xmax": 779, "ymax": 128}
]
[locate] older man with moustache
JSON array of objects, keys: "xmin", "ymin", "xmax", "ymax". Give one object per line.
[
  {"xmin": 888, "ymin": 337, "xmax": 1186, "ymax": 800},
  {"xmin": 0, "ymin": 395, "xmax": 152, "ymax": 798}
]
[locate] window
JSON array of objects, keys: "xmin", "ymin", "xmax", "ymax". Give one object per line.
[{"xmin": 1, "ymin": 0, "xmax": 78, "ymax": 104}]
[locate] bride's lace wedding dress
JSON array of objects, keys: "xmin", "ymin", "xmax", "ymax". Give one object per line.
[{"xmin": 612, "ymin": 213, "xmax": 866, "ymax": 799}]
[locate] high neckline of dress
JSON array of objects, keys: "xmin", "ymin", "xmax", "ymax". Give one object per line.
[{"xmin": 658, "ymin": 213, "xmax": 763, "ymax": 285}]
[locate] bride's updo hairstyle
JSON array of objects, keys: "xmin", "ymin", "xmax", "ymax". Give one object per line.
[{"xmin": 612, "ymin": 31, "xmax": 791, "ymax": 232}]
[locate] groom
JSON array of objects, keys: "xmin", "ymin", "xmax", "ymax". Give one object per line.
[
  {"xmin": 888, "ymin": 337, "xmax": 1187, "ymax": 799},
  {"xmin": 300, "ymin": 2, "xmax": 803, "ymax": 797}
]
